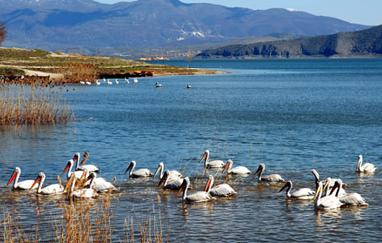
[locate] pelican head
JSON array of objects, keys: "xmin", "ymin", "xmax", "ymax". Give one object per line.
[
  {"xmin": 314, "ymin": 181, "xmax": 324, "ymax": 201},
  {"xmin": 279, "ymin": 180, "xmax": 292, "ymax": 193},
  {"xmin": 125, "ymin": 161, "xmax": 136, "ymax": 175},
  {"xmin": 7, "ymin": 167, "xmax": 21, "ymax": 186},
  {"xmin": 203, "ymin": 175, "xmax": 215, "ymax": 192},
  {"xmin": 200, "ymin": 150, "xmax": 210, "ymax": 163},
  {"xmin": 158, "ymin": 170, "xmax": 169, "ymax": 187},
  {"xmin": 222, "ymin": 160, "xmax": 233, "ymax": 173},
  {"xmin": 254, "ymin": 163, "xmax": 265, "ymax": 176},
  {"xmin": 72, "ymin": 152, "xmax": 80, "ymax": 162},
  {"xmin": 154, "ymin": 162, "xmax": 164, "ymax": 178},
  {"xmin": 179, "ymin": 177, "xmax": 191, "ymax": 192},
  {"xmin": 81, "ymin": 151, "xmax": 90, "ymax": 165},
  {"xmin": 31, "ymin": 172, "xmax": 46, "ymax": 189}
]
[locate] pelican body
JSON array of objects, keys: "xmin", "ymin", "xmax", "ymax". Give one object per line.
[
  {"xmin": 205, "ymin": 175, "xmax": 236, "ymax": 197},
  {"xmin": 255, "ymin": 163, "xmax": 285, "ymax": 183},
  {"xmin": 31, "ymin": 172, "xmax": 64, "ymax": 195},
  {"xmin": 73, "ymin": 152, "xmax": 99, "ymax": 173},
  {"xmin": 331, "ymin": 181, "xmax": 368, "ymax": 206},
  {"xmin": 314, "ymin": 181, "xmax": 343, "ymax": 210},
  {"xmin": 279, "ymin": 180, "xmax": 315, "ymax": 200},
  {"xmin": 63, "ymin": 159, "xmax": 89, "ymax": 180},
  {"xmin": 125, "ymin": 161, "xmax": 153, "ymax": 178},
  {"xmin": 180, "ymin": 177, "xmax": 213, "ymax": 203},
  {"xmin": 7, "ymin": 167, "xmax": 38, "ymax": 190},
  {"xmin": 85, "ymin": 173, "xmax": 118, "ymax": 193},
  {"xmin": 356, "ymin": 155, "xmax": 376, "ymax": 173},
  {"xmin": 70, "ymin": 173, "xmax": 98, "ymax": 199},
  {"xmin": 158, "ymin": 170, "xmax": 183, "ymax": 190},
  {"xmin": 154, "ymin": 162, "xmax": 182, "ymax": 180},
  {"xmin": 223, "ymin": 159, "xmax": 251, "ymax": 176},
  {"xmin": 200, "ymin": 150, "xmax": 225, "ymax": 169}
]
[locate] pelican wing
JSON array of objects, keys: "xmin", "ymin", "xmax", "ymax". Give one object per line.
[
  {"xmin": 93, "ymin": 178, "xmax": 118, "ymax": 192},
  {"xmin": 206, "ymin": 160, "xmax": 225, "ymax": 168},
  {"xmin": 17, "ymin": 180, "xmax": 38, "ymax": 190},
  {"xmin": 41, "ymin": 184, "xmax": 64, "ymax": 195},
  {"xmin": 361, "ymin": 163, "xmax": 376, "ymax": 173},
  {"xmin": 186, "ymin": 191, "xmax": 212, "ymax": 203},
  {"xmin": 168, "ymin": 170, "xmax": 182, "ymax": 178},
  {"xmin": 291, "ymin": 188, "xmax": 315, "ymax": 199},
  {"xmin": 73, "ymin": 188, "xmax": 97, "ymax": 198},
  {"xmin": 261, "ymin": 174, "xmax": 284, "ymax": 183},
  {"xmin": 231, "ymin": 166, "xmax": 251, "ymax": 175},
  {"xmin": 164, "ymin": 177, "xmax": 183, "ymax": 190},
  {"xmin": 78, "ymin": 164, "xmax": 99, "ymax": 173},
  {"xmin": 340, "ymin": 193, "xmax": 368, "ymax": 206},
  {"xmin": 318, "ymin": 195, "xmax": 343, "ymax": 210},
  {"xmin": 210, "ymin": 184, "xmax": 236, "ymax": 197},
  {"xmin": 132, "ymin": 169, "xmax": 152, "ymax": 178}
]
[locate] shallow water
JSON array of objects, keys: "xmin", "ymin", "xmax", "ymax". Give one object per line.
[{"xmin": 1, "ymin": 59, "xmax": 382, "ymax": 242}]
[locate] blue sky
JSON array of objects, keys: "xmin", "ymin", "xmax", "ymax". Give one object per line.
[{"xmin": 96, "ymin": 0, "xmax": 382, "ymax": 25}]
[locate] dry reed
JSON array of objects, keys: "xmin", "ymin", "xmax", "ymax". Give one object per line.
[
  {"xmin": 0, "ymin": 84, "xmax": 72, "ymax": 125},
  {"xmin": 1, "ymin": 194, "xmax": 168, "ymax": 243}
]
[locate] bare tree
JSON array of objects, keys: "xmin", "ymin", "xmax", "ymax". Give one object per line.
[{"xmin": 0, "ymin": 23, "xmax": 5, "ymax": 45}]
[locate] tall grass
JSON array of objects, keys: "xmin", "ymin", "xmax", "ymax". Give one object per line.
[
  {"xmin": 0, "ymin": 84, "xmax": 72, "ymax": 125},
  {"xmin": 1, "ymin": 195, "xmax": 168, "ymax": 243}
]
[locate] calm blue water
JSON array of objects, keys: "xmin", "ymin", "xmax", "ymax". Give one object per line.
[{"xmin": 1, "ymin": 59, "xmax": 382, "ymax": 242}]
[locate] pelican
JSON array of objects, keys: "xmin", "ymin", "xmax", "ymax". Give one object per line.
[
  {"xmin": 115, "ymin": 79, "xmax": 119, "ymax": 85},
  {"xmin": 314, "ymin": 181, "xmax": 343, "ymax": 210},
  {"xmin": 155, "ymin": 82, "xmax": 162, "ymax": 88},
  {"xmin": 356, "ymin": 155, "xmax": 376, "ymax": 173},
  {"xmin": 63, "ymin": 159, "xmax": 89, "ymax": 180},
  {"xmin": 7, "ymin": 167, "xmax": 39, "ymax": 190},
  {"xmin": 154, "ymin": 162, "xmax": 182, "ymax": 180},
  {"xmin": 254, "ymin": 163, "xmax": 285, "ymax": 183},
  {"xmin": 86, "ymin": 172, "xmax": 118, "ymax": 193},
  {"xmin": 330, "ymin": 180, "xmax": 368, "ymax": 206},
  {"xmin": 72, "ymin": 152, "xmax": 99, "ymax": 173},
  {"xmin": 125, "ymin": 161, "xmax": 153, "ymax": 178},
  {"xmin": 80, "ymin": 81, "xmax": 85, "ymax": 85},
  {"xmin": 186, "ymin": 84, "xmax": 191, "ymax": 89},
  {"xmin": 205, "ymin": 175, "xmax": 236, "ymax": 197},
  {"xmin": 85, "ymin": 81, "xmax": 92, "ymax": 85},
  {"xmin": 133, "ymin": 78, "xmax": 138, "ymax": 83},
  {"xmin": 107, "ymin": 80, "xmax": 113, "ymax": 85},
  {"xmin": 125, "ymin": 78, "xmax": 129, "ymax": 84},
  {"xmin": 279, "ymin": 180, "xmax": 315, "ymax": 200},
  {"xmin": 158, "ymin": 170, "xmax": 183, "ymax": 190},
  {"xmin": 179, "ymin": 177, "xmax": 213, "ymax": 203},
  {"xmin": 200, "ymin": 150, "xmax": 225, "ymax": 169},
  {"xmin": 95, "ymin": 80, "xmax": 101, "ymax": 86},
  {"xmin": 70, "ymin": 174, "xmax": 98, "ymax": 199},
  {"xmin": 222, "ymin": 159, "xmax": 251, "ymax": 176},
  {"xmin": 30, "ymin": 172, "xmax": 64, "ymax": 195}
]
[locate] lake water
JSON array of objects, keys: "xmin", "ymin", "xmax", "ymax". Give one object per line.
[{"xmin": 1, "ymin": 59, "xmax": 382, "ymax": 242}]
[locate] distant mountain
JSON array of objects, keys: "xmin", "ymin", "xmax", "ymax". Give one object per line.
[
  {"xmin": 197, "ymin": 25, "xmax": 382, "ymax": 58},
  {"xmin": 0, "ymin": 0, "xmax": 368, "ymax": 55}
]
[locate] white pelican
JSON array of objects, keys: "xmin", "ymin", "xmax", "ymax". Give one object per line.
[
  {"xmin": 158, "ymin": 170, "xmax": 183, "ymax": 190},
  {"xmin": 125, "ymin": 78, "xmax": 129, "ymax": 84},
  {"xmin": 222, "ymin": 159, "xmax": 251, "ymax": 176},
  {"xmin": 95, "ymin": 80, "xmax": 101, "ymax": 86},
  {"xmin": 279, "ymin": 180, "xmax": 315, "ymax": 200},
  {"xmin": 85, "ymin": 81, "xmax": 92, "ymax": 85},
  {"xmin": 331, "ymin": 180, "xmax": 368, "ymax": 206},
  {"xmin": 86, "ymin": 172, "xmax": 118, "ymax": 193},
  {"xmin": 80, "ymin": 81, "xmax": 85, "ymax": 85},
  {"xmin": 356, "ymin": 155, "xmax": 376, "ymax": 173},
  {"xmin": 107, "ymin": 80, "xmax": 113, "ymax": 85},
  {"xmin": 103, "ymin": 78, "xmax": 106, "ymax": 83},
  {"xmin": 205, "ymin": 175, "xmax": 236, "ymax": 197},
  {"xmin": 7, "ymin": 167, "xmax": 38, "ymax": 190},
  {"xmin": 179, "ymin": 177, "xmax": 213, "ymax": 203},
  {"xmin": 133, "ymin": 78, "xmax": 138, "ymax": 83},
  {"xmin": 314, "ymin": 181, "xmax": 343, "ymax": 210},
  {"xmin": 70, "ymin": 174, "xmax": 98, "ymax": 199},
  {"xmin": 200, "ymin": 150, "xmax": 225, "ymax": 169},
  {"xmin": 115, "ymin": 79, "xmax": 119, "ymax": 85},
  {"xmin": 154, "ymin": 162, "xmax": 182, "ymax": 180},
  {"xmin": 186, "ymin": 84, "xmax": 191, "ymax": 89},
  {"xmin": 255, "ymin": 163, "xmax": 285, "ymax": 183},
  {"xmin": 63, "ymin": 159, "xmax": 89, "ymax": 180},
  {"xmin": 125, "ymin": 161, "xmax": 153, "ymax": 178},
  {"xmin": 73, "ymin": 152, "xmax": 99, "ymax": 173},
  {"xmin": 30, "ymin": 172, "xmax": 64, "ymax": 195},
  {"xmin": 155, "ymin": 82, "xmax": 162, "ymax": 88}
]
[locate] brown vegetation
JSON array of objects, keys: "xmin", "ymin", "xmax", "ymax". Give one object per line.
[
  {"xmin": 0, "ymin": 84, "xmax": 72, "ymax": 125},
  {"xmin": 1, "ymin": 194, "xmax": 167, "ymax": 243}
]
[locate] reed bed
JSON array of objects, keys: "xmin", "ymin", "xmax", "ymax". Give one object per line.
[
  {"xmin": 1, "ymin": 194, "xmax": 168, "ymax": 243},
  {"xmin": 0, "ymin": 84, "xmax": 72, "ymax": 125}
]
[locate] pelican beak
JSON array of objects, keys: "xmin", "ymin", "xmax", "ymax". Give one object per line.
[
  {"xmin": 125, "ymin": 163, "xmax": 133, "ymax": 174},
  {"xmin": 178, "ymin": 180, "xmax": 186, "ymax": 195},
  {"xmin": 254, "ymin": 167, "xmax": 261, "ymax": 176},
  {"xmin": 158, "ymin": 175, "xmax": 166, "ymax": 187},
  {"xmin": 30, "ymin": 175, "xmax": 42, "ymax": 190},
  {"xmin": 154, "ymin": 166, "xmax": 160, "ymax": 178},
  {"xmin": 63, "ymin": 161, "xmax": 71, "ymax": 173},
  {"xmin": 7, "ymin": 171, "xmax": 18, "ymax": 186},
  {"xmin": 279, "ymin": 183, "xmax": 288, "ymax": 193},
  {"xmin": 199, "ymin": 152, "xmax": 206, "ymax": 163},
  {"xmin": 314, "ymin": 186, "xmax": 321, "ymax": 200},
  {"xmin": 203, "ymin": 177, "xmax": 212, "ymax": 192}
]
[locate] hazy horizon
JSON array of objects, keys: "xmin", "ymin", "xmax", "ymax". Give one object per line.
[{"xmin": 96, "ymin": 0, "xmax": 381, "ymax": 26}]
